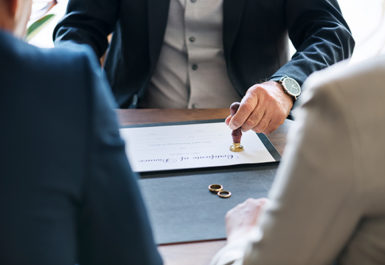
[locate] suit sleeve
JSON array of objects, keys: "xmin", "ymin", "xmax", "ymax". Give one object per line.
[
  {"xmin": 53, "ymin": 0, "xmax": 119, "ymax": 58},
  {"xmin": 211, "ymin": 73, "xmax": 362, "ymax": 265},
  {"xmin": 77, "ymin": 49, "xmax": 163, "ymax": 265},
  {"xmin": 271, "ymin": 0, "xmax": 354, "ymax": 89}
]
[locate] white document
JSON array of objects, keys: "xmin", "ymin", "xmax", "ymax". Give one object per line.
[{"xmin": 120, "ymin": 122, "xmax": 276, "ymax": 172}]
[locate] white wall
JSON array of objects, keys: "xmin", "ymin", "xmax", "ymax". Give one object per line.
[{"xmin": 338, "ymin": 0, "xmax": 385, "ymax": 60}]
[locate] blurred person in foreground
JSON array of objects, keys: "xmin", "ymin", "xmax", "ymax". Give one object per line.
[
  {"xmin": 0, "ymin": 0, "xmax": 162, "ymax": 264},
  {"xmin": 211, "ymin": 5, "xmax": 385, "ymax": 265}
]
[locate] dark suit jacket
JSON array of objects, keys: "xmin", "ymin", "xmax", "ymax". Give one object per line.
[
  {"xmin": 54, "ymin": 0, "xmax": 354, "ymax": 108},
  {"xmin": 0, "ymin": 30, "xmax": 162, "ymax": 265}
]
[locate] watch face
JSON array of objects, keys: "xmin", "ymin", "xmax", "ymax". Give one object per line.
[{"xmin": 282, "ymin": 77, "xmax": 301, "ymax": 97}]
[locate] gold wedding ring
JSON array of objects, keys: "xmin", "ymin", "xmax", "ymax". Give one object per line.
[
  {"xmin": 209, "ymin": 184, "xmax": 232, "ymax": 198},
  {"xmin": 208, "ymin": 184, "xmax": 223, "ymax": 193},
  {"xmin": 217, "ymin": 190, "xmax": 232, "ymax": 199}
]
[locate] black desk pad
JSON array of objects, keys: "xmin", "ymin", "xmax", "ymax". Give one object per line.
[
  {"xmin": 123, "ymin": 119, "xmax": 281, "ymax": 244},
  {"xmin": 139, "ymin": 163, "xmax": 278, "ymax": 244}
]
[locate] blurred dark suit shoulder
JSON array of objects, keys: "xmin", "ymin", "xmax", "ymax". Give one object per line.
[{"xmin": 0, "ymin": 30, "xmax": 162, "ymax": 265}]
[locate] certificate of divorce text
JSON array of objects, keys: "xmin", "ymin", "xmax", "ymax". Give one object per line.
[{"xmin": 120, "ymin": 122, "xmax": 276, "ymax": 172}]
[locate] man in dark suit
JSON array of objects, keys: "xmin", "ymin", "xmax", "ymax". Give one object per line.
[
  {"xmin": 0, "ymin": 0, "xmax": 162, "ymax": 264},
  {"xmin": 54, "ymin": 0, "xmax": 354, "ymax": 134}
]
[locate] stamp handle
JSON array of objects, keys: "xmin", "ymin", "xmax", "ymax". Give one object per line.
[{"xmin": 230, "ymin": 102, "xmax": 242, "ymax": 144}]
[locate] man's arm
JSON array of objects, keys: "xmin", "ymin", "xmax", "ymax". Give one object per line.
[
  {"xmin": 214, "ymin": 74, "xmax": 361, "ymax": 265},
  {"xmin": 53, "ymin": 0, "xmax": 119, "ymax": 58},
  {"xmin": 228, "ymin": 0, "xmax": 354, "ymax": 134},
  {"xmin": 77, "ymin": 49, "xmax": 162, "ymax": 265},
  {"xmin": 271, "ymin": 0, "xmax": 354, "ymax": 85}
]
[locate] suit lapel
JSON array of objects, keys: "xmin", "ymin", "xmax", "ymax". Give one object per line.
[
  {"xmin": 148, "ymin": 0, "xmax": 171, "ymax": 67},
  {"xmin": 223, "ymin": 0, "xmax": 246, "ymax": 61}
]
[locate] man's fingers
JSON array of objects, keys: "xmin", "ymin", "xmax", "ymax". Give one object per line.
[
  {"xmin": 241, "ymin": 106, "xmax": 265, "ymax": 132},
  {"xmin": 265, "ymin": 120, "xmax": 275, "ymax": 134},
  {"xmin": 229, "ymin": 94, "xmax": 258, "ymax": 130},
  {"xmin": 225, "ymin": 115, "xmax": 231, "ymax": 125},
  {"xmin": 265, "ymin": 113, "xmax": 285, "ymax": 134},
  {"xmin": 252, "ymin": 112, "xmax": 271, "ymax": 133},
  {"xmin": 228, "ymin": 81, "xmax": 292, "ymax": 134}
]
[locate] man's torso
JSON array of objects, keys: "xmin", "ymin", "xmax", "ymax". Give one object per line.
[{"xmin": 139, "ymin": 0, "xmax": 240, "ymax": 108}]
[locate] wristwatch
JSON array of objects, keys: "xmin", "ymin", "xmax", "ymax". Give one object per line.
[{"xmin": 278, "ymin": 76, "xmax": 301, "ymax": 100}]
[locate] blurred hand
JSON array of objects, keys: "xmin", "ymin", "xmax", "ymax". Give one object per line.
[
  {"xmin": 226, "ymin": 81, "xmax": 293, "ymax": 134},
  {"xmin": 225, "ymin": 198, "xmax": 268, "ymax": 244}
]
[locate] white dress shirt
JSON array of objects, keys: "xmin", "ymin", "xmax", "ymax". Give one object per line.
[{"xmin": 139, "ymin": 0, "xmax": 240, "ymax": 108}]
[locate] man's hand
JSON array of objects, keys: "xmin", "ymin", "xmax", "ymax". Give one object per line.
[
  {"xmin": 226, "ymin": 81, "xmax": 293, "ymax": 134},
  {"xmin": 225, "ymin": 198, "xmax": 268, "ymax": 244}
]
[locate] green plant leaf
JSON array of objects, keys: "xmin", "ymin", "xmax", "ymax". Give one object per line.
[{"xmin": 26, "ymin": 14, "xmax": 55, "ymax": 41}]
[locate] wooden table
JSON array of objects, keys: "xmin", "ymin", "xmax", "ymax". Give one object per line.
[{"xmin": 117, "ymin": 108, "xmax": 292, "ymax": 265}]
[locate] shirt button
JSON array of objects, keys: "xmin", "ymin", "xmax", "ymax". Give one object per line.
[
  {"xmin": 192, "ymin": 64, "xmax": 198, "ymax": 71},
  {"xmin": 189, "ymin": 36, "xmax": 196, "ymax": 43}
]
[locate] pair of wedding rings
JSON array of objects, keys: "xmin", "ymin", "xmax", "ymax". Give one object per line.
[{"xmin": 208, "ymin": 184, "xmax": 231, "ymax": 198}]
